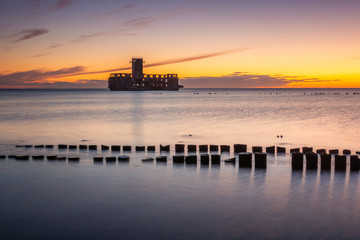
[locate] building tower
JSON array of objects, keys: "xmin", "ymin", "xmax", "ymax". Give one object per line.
[{"xmin": 132, "ymin": 58, "xmax": 143, "ymax": 78}]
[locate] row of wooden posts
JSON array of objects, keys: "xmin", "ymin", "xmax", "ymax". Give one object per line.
[
  {"xmin": 0, "ymin": 153, "xmax": 266, "ymax": 168},
  {"xmin": 14, "ymin": 144, "xmax": 359, "ymax": 155},
  {"xmin": 3, "ymin": 152, "xmax": 360, "ymax": 171},
  {"xmin": 292, "ymin": 153, "xmax": 360, "ymax": 171}
]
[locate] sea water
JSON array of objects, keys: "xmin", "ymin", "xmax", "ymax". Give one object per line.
[{"xmin": 0, "ymin": 88, "xmax": 360, "ymax": 239}]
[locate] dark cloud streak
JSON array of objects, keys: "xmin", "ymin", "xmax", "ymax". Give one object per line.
[
  {"xmin": 145, "ymin": 49, "xmax": 246, "ymax": 68},
  {"xmin": 61, "ymin": 49, "xmax": 245, "ymax": 78},
  {"xmin": 0, "ymin": 66, "xmax": 85, "ymax": 86},
  {"xmin": 14, "ymin": 29, "xmax": 49, "ymax": 42},
  {"xmin": 31, "ymin": 52, "xmax": 51, "ymax": 58},
  {"xmin": 48, "ymin": 0, "xmax": 75, "ymax": 11}
]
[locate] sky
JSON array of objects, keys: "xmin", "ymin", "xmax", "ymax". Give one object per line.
[{"xmin": 0, "ymin": 0, "xmax": 359, "ymax": 88}]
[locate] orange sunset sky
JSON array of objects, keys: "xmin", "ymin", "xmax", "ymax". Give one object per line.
[{"xmin": 0, "ymin": 0, "xmax": 359, "ymax": 88}]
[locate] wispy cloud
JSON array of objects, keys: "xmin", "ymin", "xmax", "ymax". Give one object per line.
[
  {"xmin": 95, "ymin": 4, "xmax": 136, "ymax": 17},
  {"xmin": 31, "ymin": 52, "xmax": 51, "ymax": 58},
  {"xmin": 0, "ymin": 79, "xmax": 106, "ymax": 89},
  {"xmin": 26, "ymin": 0, "xmax": 76, "ymax": 15},
  {"xmin": 181, "ymin": 72, "xmax": 339, "ymax": 88},
  {"xmin": 53, "ymin": 15, "xmax": 152, "ymax": 47},
  {"xmin": 14, "ymin": 29, "xmax": 49, "ymax": 42},
  {"xmin": 48, "ymin": 0, "xmax": 75, "ymax": 11},
  {"xmin": 120, "ymin": 17, "xmax": 156, "ymax": 29},
  {"xmin": 0, "ymin": 66, "xmax": 85, "ymax": 86}
]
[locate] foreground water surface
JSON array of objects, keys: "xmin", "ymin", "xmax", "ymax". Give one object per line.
[{"xmin": 1, "ymin": 88, "xmax": 360, "ymax": 239}]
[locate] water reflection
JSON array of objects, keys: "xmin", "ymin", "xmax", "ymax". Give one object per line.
[{"xmin": 130, "ymin": 92, "xmax": 144, "ymax": 145}]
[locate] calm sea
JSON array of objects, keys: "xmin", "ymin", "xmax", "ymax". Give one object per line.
[{"xmin": 0, "ymin": 88, "xmax": 360, "ymax": 239}]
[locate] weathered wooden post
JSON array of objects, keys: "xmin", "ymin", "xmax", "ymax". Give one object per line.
[
  {"xmin": 47, "ymin": 155, "xmax": 57, "ymax": 160},
  {"xmin": 252, "ymin": 146, "xmax": 262, "ymax": 153},
  {"xmin": 292, "ymin": 153, "xmax": 304, "ymax": 170},
  {"xmin": 343, "ymin": 149, "xmax": 351, "ymax": 155},
  {"xmin": 58, "ymin": 144, "xmax": 67, "ymax": 149},
  {"xmin": 93, "ymin": 156, "xmax": 103, "ymax": 162},
  {"xmin": 302, "ymin": 147, "xmax": 313, "ymax": 153},
  {"xmin": 123, "ymin": 146, "xmax": 131, "ymax": 151},
  {"xmin": 320, "ymin": 153, "xmax": 331, "ymax": 170},
  {"xmin": 255, "ymin": 153, "xmax": 267, "ymax": 168},
  {"xmin": 350, "ymin": 155, "xmax": 359, "ymax": 171},
  {"xmin": 277, "ymin": 146, "xmax": 286, "ymax": 153},
  {"xmin": 199, "ymin": 145, "xmax": 208, "ymax": 152},
  {"xmin": 234, "ymin": 144, "xmax": 247, "ymax": 153},
  {"xmin": 15, "ymin": 155, "xmax": 29, "ymax": 160},
  {"xmin": 210, "ymin": 145, "xmax": 219, "ymax": 152},
  {"xmin": 101, "ymin": 145, "xmax": 109, "ymax": 150},
  {"xmin": 290, "ymin": 148, "xmax": 300, "ymax": 153},
  {"xmin": 316, "ymin": 149, "xmax": 326, "ymax": 154},
  {"xmin": 329, "ymin": 149, "xmax": 339, "ymax": 155},
  {"xmin": 239, "ymin": 152, "xmax": 252, "ymax": 168},
  {"xmin": 266, "ymin": 146, "xmax": 275, "ymax": 154},
  {"xmin": 211, "ymin": 154, "xmax": 221, "ymax": 164},
  {"xmin": 32, "ymin": 155, "xmax": 44, "ymax": 160},
  {"xmin": 200, "ymin": 154, "xmax": 210, "ymax": 164},
  {"xmin": 156, "ymin": 156, "xmax": 167, "ymax": 162},
  {"xmin": 160, "ymin": 145, "xmax": 170, "ymax": 152},
  {"xmin": 220, "ymin": 145, "xmax": 230, "ymax": 153},
  {"xmin": 175, "ymin": 144, "xmax": 185, "ymax": 153},
  {"xmin": 79, "ymin": 145, "xmax": 87, "ymax": 150},
  {"xmin": 68, "ymin": 156, "xmax": 80, "ymax": 161},
  {"xmin": 89, "ymin": 145, "xmax": 97, "ymax": 150},
  {"xmin": 111, "ymin": 145, "xmax": 121, "ymax": 151},
  {"xmin": 335, "ymin": 155, "xmax": 346, "ymax": 171},
  {"xmin": 306, "ymin": 152, "xmax": 318, "ymax": 170},
  {"xmin": 69, "ymin": 145, "xmax": 77, "ymax": 150},
  {"xmin": 185, "ymin": 155, "xmax": 197, "ymax": 164},
  {"xmin": 106, "ymin": 156, "xmax": 116, "ymax": 162},
  {"xmin": 147, "ymin": 146, "xmax": 156, "ymax": 151},
  {"xmin": 136, "ymin": 146, "xmax": 145, "ymax": 151},
  {"xmin": 173, "ymin": 155, "xmax": 185, "ymax": 163},
  {"xmin": 188, "ymin": 145, "xmax": 197, "ymax": 152}
]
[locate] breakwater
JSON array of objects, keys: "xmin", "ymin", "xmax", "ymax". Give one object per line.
[{"xmin": 2, "ymin": 143, "xmax": 359, "ymax": 171}]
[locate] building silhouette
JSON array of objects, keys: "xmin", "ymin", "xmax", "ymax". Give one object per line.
[{"xmin": 108, "ymin": 58, "xmax": 183, "ymax": 91}]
